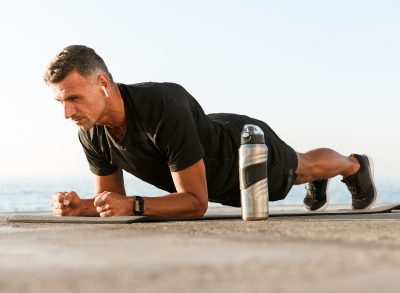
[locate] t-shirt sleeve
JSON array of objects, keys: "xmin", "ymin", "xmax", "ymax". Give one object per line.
[
  {"xmin": 78, "ymin": 130, "xmax": 118, "ymax": 176},
  {"xmin": 145, "ymin": 85, "xmax": 204, "ymax": 172}
]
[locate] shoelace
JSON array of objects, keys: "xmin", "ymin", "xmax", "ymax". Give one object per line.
[
  {"xmin": 305, "ymin": 183, "xmax": 317, "ymax": 198},
  {"xmin": 345, "ymin": 183, "xmax": 358, "ymax": 196}
]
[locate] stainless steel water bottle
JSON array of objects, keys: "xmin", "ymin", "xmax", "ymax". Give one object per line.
[{"xmin": 239, "ymin": 124, "xmax": 269, "ymax": 220}]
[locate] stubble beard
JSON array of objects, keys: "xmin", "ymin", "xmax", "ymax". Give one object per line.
[{"xmin": 76, "ymin": 117, "xmax": 95, "ymax": 131}]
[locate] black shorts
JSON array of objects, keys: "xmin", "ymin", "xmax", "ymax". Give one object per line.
[
  {"xmin": 208, "ymin": 114, "xmax": 298, "ymax": 206},
  {"xmin": 257, "ymin": 118, "xmax": 298, "ymax": 201}
]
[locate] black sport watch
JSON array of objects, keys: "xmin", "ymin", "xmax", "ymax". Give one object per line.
[{"xmin": 133, "ymin": 196, "xmax": 145, "ymax": 216}]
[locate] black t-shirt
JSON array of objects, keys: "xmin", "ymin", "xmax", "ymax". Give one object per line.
[{"xmin": 79, "ymin": 82, "xmax": 298, "ymax": 206}]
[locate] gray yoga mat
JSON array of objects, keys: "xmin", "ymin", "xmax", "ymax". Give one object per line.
[{"xmin": 6, "ymin": 203, "xmax": 400, "ymax": 224}]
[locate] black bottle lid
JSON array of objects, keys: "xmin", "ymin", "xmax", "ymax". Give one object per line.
[{"xmin": 241, "ymin": 124, "xmax": 265, "ymax": 145}]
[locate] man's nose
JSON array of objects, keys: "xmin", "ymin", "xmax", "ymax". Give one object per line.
[{"xmin": 64, "ymin": 102, "xmax": 75, "ymax": 119}]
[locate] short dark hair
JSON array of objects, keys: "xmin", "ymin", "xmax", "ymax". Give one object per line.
[{"xmin": 43, "ymin": 45, "xmax": 113, "ymax": 84}]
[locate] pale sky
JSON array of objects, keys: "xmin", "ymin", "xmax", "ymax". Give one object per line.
[{"xmin": 0, "ymin": 0, "xmax": 399, "ymax": 179}]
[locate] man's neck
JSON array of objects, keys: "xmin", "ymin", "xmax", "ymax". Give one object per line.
[
  {"xmin": 107, "ymin": 125, "xmax": 126, "ymax": 142},
  {"xmin": 99, "ymin": 83, "xmax": 126, "ymax": 141}
]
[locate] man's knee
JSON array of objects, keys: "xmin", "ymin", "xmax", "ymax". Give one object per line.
[{"xmin": 295, "ymin": 152, "xmax": 317, "ymax": 184}]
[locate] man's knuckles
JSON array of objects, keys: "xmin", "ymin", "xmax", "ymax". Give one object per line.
[
  {"xmin": 94, "ymin": 192, "xmax": 114, "ymax": 206},
  {"xmin": 53, "ymin": 208, "xmax": 69, "ymax": 216},
  {"xmin": 100, "ymin": 210, "xmax": 113, "ymax": 217},
  {"xmin": 53, "ymin": 192, "xmax": 66, "ymax": 202},
  {"xmin": 52, "ymin": 202, "xmax": 66, "ymax": 209},
  {"xmin": 96, "ymin": 204, "xmax": 111, "ymax": 213},
  {"xmin": 94, "ymin": 195, "xmax": 104, "ymax": 206}
]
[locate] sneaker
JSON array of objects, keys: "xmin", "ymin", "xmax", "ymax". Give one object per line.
[
  {"xmin": 303, "ymin": 179, "xmax": 330, "ymax": 211},
  {"xmin": 341, "ymin": 154, "xmax": 377, "ymax": 209}
]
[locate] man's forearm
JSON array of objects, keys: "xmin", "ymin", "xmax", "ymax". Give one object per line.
[
  {"xmin": 141, "ymin": 192, "xmax": 208, "ymax": 218},
  {"xmin": 80, "ymin": 198, "xmax": 100, "ymax": 216}
]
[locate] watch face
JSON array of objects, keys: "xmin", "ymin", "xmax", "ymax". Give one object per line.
[
  {"xmin": 134, "ymin": 197, "xmax": 144, "ymax": 215},
  {"xmin": 135, "ymin": 199, "xmax": 140, "ymax": 212}
]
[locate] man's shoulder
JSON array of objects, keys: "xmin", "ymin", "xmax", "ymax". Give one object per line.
[
  {"xmin": 122, "ymin": 82, "xmax": 184, "ymax": 94},
  {"xmin": 121, "ymin": 82, "xmax": 191, "ymax": 111}
]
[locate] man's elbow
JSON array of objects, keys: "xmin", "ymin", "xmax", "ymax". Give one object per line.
[
  {"xmin": 197, "ymin": 200, "xmax": 208, "ymax": 217},
  {"xmin": 193, "ymin": 195, "xmax": 208, "ymax": 217}
]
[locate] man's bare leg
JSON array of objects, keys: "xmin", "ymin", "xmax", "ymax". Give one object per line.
[
  {"xmin": 294, "ymin": 148, "xmax": 377, "ymax": 210},
  {"xmin": 295, "ymin": 148, "xmax": 360, "ymax": 185}
]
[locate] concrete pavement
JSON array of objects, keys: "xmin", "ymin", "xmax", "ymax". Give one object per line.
[{"xmin": 1, "ymin": 207, "xmax": 400, "ymax": 293}]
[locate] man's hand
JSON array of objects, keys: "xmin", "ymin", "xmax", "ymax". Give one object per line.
[
  {"xmin": 51, "ymin": 191, "xmax": 82, "ymax": 217},
  {"xmin": 93, "ymin": 191, "xmax": 133, "ymax": 217}
]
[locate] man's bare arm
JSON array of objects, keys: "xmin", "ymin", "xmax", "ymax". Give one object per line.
[
  {"xmin": 93, "ymin": 159, "xmax": 208, "ymax": 218},
  {"xmin": 77, "ymin": 169, "xmax": 126, "ymax": 216},
  {"xmin": 143, "ymin": 159, "xmax": 208, "ymax": 218},
  {"xmin": 94, "ymin": 168, "xmax": 126, "ymax": 195}
]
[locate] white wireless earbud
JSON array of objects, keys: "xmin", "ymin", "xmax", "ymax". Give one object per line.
[{"xmin": 101, "ymin": 86, "xmax": 109, "ymax": 97}]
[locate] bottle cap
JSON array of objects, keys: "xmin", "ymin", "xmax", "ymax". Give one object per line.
[{"xmin": 241, "ymin": 124, "xmax": 265, "ymax": 144}]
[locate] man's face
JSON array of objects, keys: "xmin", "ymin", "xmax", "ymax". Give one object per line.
[{"xmin": 51, "ymin": 70, "xmax": 107, "ymax": 131}]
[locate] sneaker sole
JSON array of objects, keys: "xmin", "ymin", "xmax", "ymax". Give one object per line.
[
  {"xmin": 353, "ymin": 154, "xmax": 377, "ymax": 210},
  {"xmin": 303, "ymin": 178, "xmax": 330, "ymax": 212}
]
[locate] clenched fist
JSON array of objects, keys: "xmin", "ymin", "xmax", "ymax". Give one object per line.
[
  {"xmin": 51, "ymin": 191, "xmax": 82, "ymax": 216},
  {"xmin": 94, "ymin": 191, "xmax": 134, "ymax": 217}
]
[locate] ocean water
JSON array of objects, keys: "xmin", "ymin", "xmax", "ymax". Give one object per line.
[{"xmin": 0, "ymin": 175, "xmax": 399, "ymax": 213}]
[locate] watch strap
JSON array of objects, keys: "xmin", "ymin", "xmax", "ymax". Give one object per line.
[{"xmin": 133, "ymin": 196, "xmax": 145, "ymax": 216}]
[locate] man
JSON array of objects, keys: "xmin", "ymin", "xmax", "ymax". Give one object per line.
[{"xmin": 45, "ymin": 45, "xmax": 377, "ymax": 218}]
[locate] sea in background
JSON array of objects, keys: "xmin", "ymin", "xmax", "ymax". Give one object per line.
[{"xmin": 0, "ymin": 174, "xmax": 399, "ymax": 213}]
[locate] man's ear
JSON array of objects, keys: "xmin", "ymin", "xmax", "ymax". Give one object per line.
[{"xmin": 97, "ymin": 74, "xmax": 110, "ymax": 97}]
